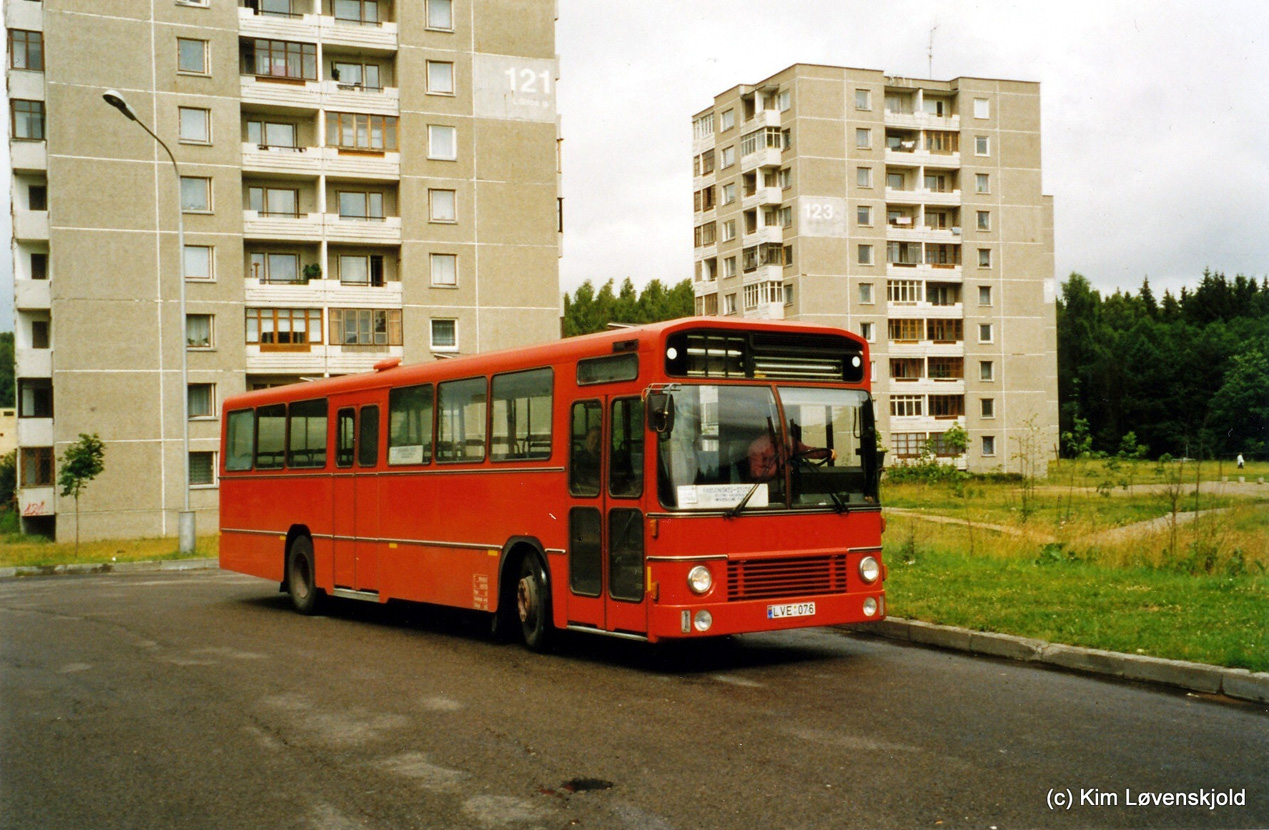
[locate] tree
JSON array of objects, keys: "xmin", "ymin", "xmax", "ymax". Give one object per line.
[
  {"xmin": 1208, "ymin": 349, "xmax": 1269, "ymax": 456},
  {"xmin": 563, "ymin": 278, "xmax": 694, "ymax": 336},
  {"xmin": 0, "ymin": 450, "xmax": 15, "ymax": 513},
  {"xmin": 58, "ymin": 433, "xmax": 106, "ymax": 552}
]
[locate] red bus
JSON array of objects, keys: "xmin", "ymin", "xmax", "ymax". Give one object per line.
[{"xmin": 219, "ymin": 317, "xmax": 886, "ymax": 649}]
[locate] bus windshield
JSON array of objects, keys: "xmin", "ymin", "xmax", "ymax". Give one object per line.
[{"xmin": 656, "ymin": 385, "xmax": 878, "ymax": 511}]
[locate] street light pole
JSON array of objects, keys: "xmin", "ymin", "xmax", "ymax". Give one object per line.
[{"xmin": 103, "ymin": 90, "xmax": 195, "ymax": 554}]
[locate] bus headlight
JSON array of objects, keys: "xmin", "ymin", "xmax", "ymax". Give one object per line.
[
  {"xmin": 863, "ymin": 597, "xmax": 879, "ymax": 617},
  {"xmin": 687, "ymin": 565, "xmax": 713, "ymax": 595},
  {"xmin": 694, "ymin": 610, "xmax": 713, "ymax": 632},
  {"xmin": 859, "ymin": 556, "xmax": 880, "ymax": 584}
]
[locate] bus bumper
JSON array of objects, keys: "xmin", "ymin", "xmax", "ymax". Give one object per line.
[{"xmin": 647, "ymin": 590, "xmax": 885, "ymax": 642}]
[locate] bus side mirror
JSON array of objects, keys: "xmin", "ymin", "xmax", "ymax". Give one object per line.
[{"xmin": 647, "ymin": 392, "xmax": 675, "ymax": 435}]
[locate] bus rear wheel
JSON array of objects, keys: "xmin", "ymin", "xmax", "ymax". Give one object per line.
[
  {"xmin": 286, "ymin": 535, "xmax": 324, "ymax": 615},
  {"xmin": 516, "ymin": 553, "xmax": 553, "ymax": 652}
]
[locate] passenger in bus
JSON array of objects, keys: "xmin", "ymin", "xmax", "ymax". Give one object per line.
[
  {"xmin": 746, "ymin": 430, "xmax": 835, "ymax": 482},
  {"xmin": 572, "ymin": 426, "xmax": 602, "ymax": 491}
]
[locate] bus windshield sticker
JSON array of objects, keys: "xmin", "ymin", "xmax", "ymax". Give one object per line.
[{"xmin": 677, "ymin": 483, "xmax": 768, "ymax": 510}]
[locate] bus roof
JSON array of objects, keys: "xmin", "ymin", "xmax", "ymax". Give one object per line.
[{"xmin": 223, "ymin": 316, "xmax": 866, "ymax": 410}]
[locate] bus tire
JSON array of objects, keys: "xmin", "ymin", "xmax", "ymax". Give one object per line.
[
  {"xmin": 285, "ymin": 535, "xmax": 324, "ymax": 616},
  {"xmin": 516, "ymin": 552, "xmax": 554, "ymax": 652}
]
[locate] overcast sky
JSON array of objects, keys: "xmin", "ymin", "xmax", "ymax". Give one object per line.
[{"xmin": 2, "ymin": 1, "xmax": 1267, "ymax": 331}]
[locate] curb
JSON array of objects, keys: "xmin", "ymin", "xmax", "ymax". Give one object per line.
[
  {"xmin": 844, "ymin": 617, "xmax": 1269, "ymax": 706},
  {"xmin": 0, "ymin": 558, "xmax": 219, "ymax": 580}
]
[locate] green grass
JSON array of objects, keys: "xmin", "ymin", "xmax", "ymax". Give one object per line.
[
  {"xmin": 884, "ymin": 514, "xmax": 1269, "ymax": 671},
  {"xmin": 0, "ymin": 512, "xmax": 218, "ymax": 569}
]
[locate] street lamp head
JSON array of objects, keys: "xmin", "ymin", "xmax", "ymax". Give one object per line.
[{"xmin": 102, "ymin": 89, "xmax": 139, "ymax": 122}]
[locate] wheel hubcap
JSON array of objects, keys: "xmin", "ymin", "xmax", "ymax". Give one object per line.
[{"xmin": 517, "ymin": 576, "xmax": 536, "ymax": 625}]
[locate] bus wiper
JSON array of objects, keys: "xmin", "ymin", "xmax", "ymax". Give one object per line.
[{"xmin": 726, "ymin": 481, "xmax": 764, "ymax": 519}]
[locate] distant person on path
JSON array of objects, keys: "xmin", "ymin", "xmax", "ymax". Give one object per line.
[{"xmin": 1236, "ymin": 453, "xmax": 1245, "ymax": 469}]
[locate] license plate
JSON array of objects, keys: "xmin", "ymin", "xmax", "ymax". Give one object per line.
[{"xmin": 767, "ymin": 602, "xmax": 816, "ymax": 620}]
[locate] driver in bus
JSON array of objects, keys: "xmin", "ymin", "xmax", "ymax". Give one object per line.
[{"xmin": 746, "ymin": 428, "xmax": 836, "ymax": 482}]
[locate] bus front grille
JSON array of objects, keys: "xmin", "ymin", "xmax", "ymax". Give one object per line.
[{"xmin": 727, "ymin": 555, "xmax": 848, "ymax": 601}]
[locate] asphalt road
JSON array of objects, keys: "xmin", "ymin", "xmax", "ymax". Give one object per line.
[{"xmin": 1, "ymin": 569, "xmax": 1265, "ymax": 830}]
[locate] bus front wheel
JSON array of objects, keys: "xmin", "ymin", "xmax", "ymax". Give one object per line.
[
  {"xmin": 286, "ymin": 535, "xmax": 324, "ymax": 615},
  {"xmin": 516, "ymin": 553, "xmax": 553, "ymax": 652}
]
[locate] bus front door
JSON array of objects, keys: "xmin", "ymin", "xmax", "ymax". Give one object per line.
[
  {"xmin": 333, "ymin": 404, "xmax": 380, "ymax": 593},
  {"xmin": 565, "ymin": 397, "xmax": 647, "ymax": 636}
]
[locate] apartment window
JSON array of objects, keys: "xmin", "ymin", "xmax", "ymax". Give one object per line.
[
  {"xmin": 188, "ymin": 384, "xmax": 215, "ymax": 419},
  {"xmin": 858, "ymin": 244, "xmax": 873, "ymax": 266},
  {"xmin": 856, "ymin": 167, "xmax": 872, "ymax": 188},
  {"xmin": 178, "ymin": 107, "xmax": 211, "ymax": 144},
  {"xmin": 981, "ymin": 398, "xmax": 996, "ymax": 419},
  {"xmin": 693, "ymin": 112, "xmax": 715, "ymax": 140},
  {"xmin": 979, "ymin": 285, "xmax": 993, "ymax": 306},
  {"xmin": 720, "ymin": 109, "xmax": 735, "ymax": 131},
  {"xmin": 30, "ymin": 252, "xmax": 48, "ymax": 280},
  {"xmin": 887, "ymin": 280, "xmax": 922, "ymax": 304},
  {"xmin": 248, "ymin": 186, "xmax": 298, "ymax": 217},
  {"xmin": 20, "ymin": 447, "xmax": 54, "ymax": 487},
  {"xmin": 975, "ymin": 173, "xmax": 990, "ymax": 194},
  {"xmin": 177, "ymin": 38, "xmax": 208, "ymax": 74},
  {"xmin": 697, "ymin": 149, "xmax": 715, "ymax": 176},
  {"xmin": 246, "ymin": 308, "xmax": 323, "ymax": 348},
  {"xmin": 18, "ymin": 380, "xmax": 52, "ymax": 418},
  {"xmin": 426, "ymin": 0, "xmax": 453, "ymax": 30},
  {"xmin": 337, "ymin": 254, "xmax": 383, "ymax": 287},
  {"xmin": 184, "ymin": 245, "xmax": 213, "ymax": 281},
  {"xmin": 721, "ymin": 220, "xmax": 736, "ymax": 242},
  {"xmin": 429, "ymin": 189, "xmax": 456, "ymax": 222},
  {"xmin": 978, "ymin": 248, "xmax": 992, "ymax": 268},
  {"xmin": 856, "ymin": 128, "xmax": 871, "ymax": 149},
  {"xmin": 190, "ymin": 452, "xmax": 216, "ymax": 487},
  {"xmin": 722, "ymin": 256, "xmax": 736, "ymax": 278},
  {"xmin": 30, "ymin": 319, "xmax": 49, "ymax": 350},
  {"xmin": 890, "ymin": 395, "xmax": 923, "ymax": 418},
  {"xmin": 887, "ymin": 171, "xmax": 906, "ymax": 191},
  {"xmin": 330, "ymin": 308, "xmax": 402, "ymax": 346},
  {"xmin": 8, "ymin": 30, "xmax": 43, "ymax": 71},
  {"xmin": 977, "ymin": 210, "xmax": 991, "ymax": 231},
  {"xmin": 974, "ymin": 98, "xmax": 990, "ymax": 119},
  {"xmin": 859, "ymin": 322, "xmax": 874, "ymax": 342},
  {"xmin": 426, "ymin": 60, "xmax": 454, "ymax": 95},
  {"xmin": 28, "ymin": 184, "xmax": 47, "ymax": 211},
  {"xmin": 928, "ymin": 283, "xmax": 960, "ymax": 306},
  {"xmin": 859, "ymin": 283, "xmax": 874, "ymax": 304},
  {"xmin": 930, "ymin": 395, "xmax": 965, "ymax": 418},
  {"xmin": 777, "ymin": 89, "xmax": 791, "ymax": 111},
  {"xmin": 247, "ymin": 119, "xmax": 297, "ymax": 149},
  {"xmin": 928, "ymin": 357, "xmax": 964, "ymax": 380},
  {"xmin": 778, "ymin": 167, "xmax": 792, "ymax": 189},
  {"xmin": 928, "ymin": 319, "xmax": 963, "ymax": 343},
  {"xmin": 259, "ymin": 0, "xmax": 295, "ymax": 15},
  {"xmin": 720, "ymin": 146, "xmax": 735, "ymax": 168},
  {"xmin": 332, "ymin": 61, "xmax": 382, "ymax": 91},
  {"xmin": 982, "ymin": 436, "xmax": 996, "ymax": 457},
  {"xmin": 980, "ymin": 360, "xmax": 995, "ymax": 382},
  {"xmin": 975, "ymin": 135, "xmax": 990, "ymax": 156},
  {"xmin": 431, "ymin": 253, "xmax": 457, "ymax": 287},
  {"xmin": 891, "ymin": 433, "xmax": 925, "ymax": 459},
  {"xmin": 855, "ymin": 89, "xmax": 871, "ymax": 110},
  {"xmin": 186, "ymin": 314, "xmax": 213, "ymax": 348},
  {"xmin": 888, "ymin": 319, "xmax": 924, "ymax": 342},
  {"xmin": 327, "ymin": 112, "xmax": 398, "ymax": 151},
  {"xmin": 11, "ymin": 100, "xmax": 44, "ymax": 141},
  {"xmin": 430, "ymin": 319, "xmax": 457, "ymax": 351},
  {"xmin": 338, "ymin": 191, "xmax": 384, "ymax": 221},
  {"xmin": 249, "ymin": 252, "xmax": 300, "ymax": 283},
  {"xmin": 428, "ymin": 124, "xmax": 458, "ymax": 160},
  {"xmin": 890, "ymin": 358, "xmax": 922, "ymax": 381},
  {"xmin": 720, "ymin": 183, "xmax": 735, "ymax": 205},
  {"xmin": 334, "ymin": 0, "xmax": 380, "ymax": 24},
  {"xmin": 694, "ymin": 222, "xmax": 716, "ymax": 248},
  {"xmin": 181, "ymin": 177, "xmax": 211, "ymax": 212},
  {"xmin": 856, "ymin": 205, "xmax": 872, "ymax": 226},
  {"xmin": 722, "ymin": 294, "xmax": 736, "ymax": 315},
  {"xmin": 979, "ymin": 323, "xmax": 994, "ymax": 343},
  {"xmin": 245, "ymin": 39, "xmax": 317, "ymax": 81}
]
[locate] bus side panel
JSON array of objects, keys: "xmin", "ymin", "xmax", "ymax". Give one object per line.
[
  {"xmin": 377, "ymin": 469, "xmax": 567, "ymax": 611},
  {"xmin": 218, "ymin": 478, "xmax": 285, "ymax": 582}
]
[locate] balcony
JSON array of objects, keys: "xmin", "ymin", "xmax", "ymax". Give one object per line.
[
  {"xmin": 742, "ymin": 264, "xmax": 785, "ymax": 285},
  {"xmin": 320, "ymin": 80, "xmax": 399, "ymax": 115},
  {"xmin": 245, "ymin": 277, "xmax": 402, "ymax": 307},
  {"xmin": 743, "ymin": 302, "xmax": 786, "ymax": 321},
  {"xmin": 741, "ymin": 225, "xmax": 783, "ymax": 247},
  {"xmin": 319, "ymin": 15, "xmax": 399, "ymax": 51},
  {"xmin": 17, "ymin": 416, "xmax": 53, "ymax": 448},
  {"xmin": 16, "ymin": 347, "xmax": 51, "ymax": 378},
  {"xmin": 240, "ymin": 74, "xmax": 321, "ymax": 109},
  {"xmin": 319, "ymin": 146, "xmax": 400, "ymax": 180},
  {"xmin": 742, "ymin": 186, "xmax": 783, "ymax": 210},
  {"xmin": 884, "ymin": 110, "xmax": 960, "ymax": 132},
  {"xmin": 17, "ymin": 486, "xmax": 55, "ymax": 519},
  {"xmin": 242, "ymin": 209, "xmax": 323, "ymax": 241},
  {"xmin": 885, "ymin": 186, "xmax": 961, "ymax": 207},
  {"xmin": 9, "ymin": 141, "xmax": 46, "ymax": 173},
  {"xmin": 5, "ymin": 0, "xmax": 43, "ymax": 29},
  {"xmin": 241, "ymin": 142, "xmax": 321, "ymax": 176},
  {"xmin": 324, "ymin": 214, "xmax": 402, "ymax": 244},
  {"xmin": 246, "ymin": 343, "xmax": 404, "ymax": 377},
  {"xmin": 886, "ymin": 222, "xmax": 962, "ymax": 243},
  {"xmin": 14, "ymin": 279, "xmax": 50, "ymax": 310},
  {"xmin": 238, "ymin": 6, "xmax": 319, "ymax": 41},
  {"xmin": 752, "ymin": 108, "xmax": 781, "ymax": 129},
  {"xmin": 13, "ymin": 209, "xmax": 48, "ymax": 242},
  {"xmin": 740, "ymin": 146, "xmax": 782, "ymax": 173}
]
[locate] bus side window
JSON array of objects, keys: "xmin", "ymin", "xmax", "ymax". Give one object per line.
[
  {"xmin": 225, "ymin": 409, "xmax": 255, "ymax": 471},
  {"xmin": 359, "ymin": 405, "xmax": 379, "ymax": 467},
  {"xmin": 388, "ymin": 384, "xmax": 432, "ymax": 466},
  {"xmin": 287, "ymin": 399, "xmax": 328, "ymax": 469},
  {"xmin": 491, "ymin": 368, "xmax": 552, "ymax": 461},
  {"xmin": 437, "ymin": 377, "xmax": 487, "ymax": 463},
  {"xmin": 336, "ymin": 408, "xmax": 355, "ymax": 468},
  {"xmin": 569, "ymin": 400, "xmax": 602, "ymax": 497},
  {"xmin": 255, "ymin": 404, "xmax": 286, "ymax": 470}
]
